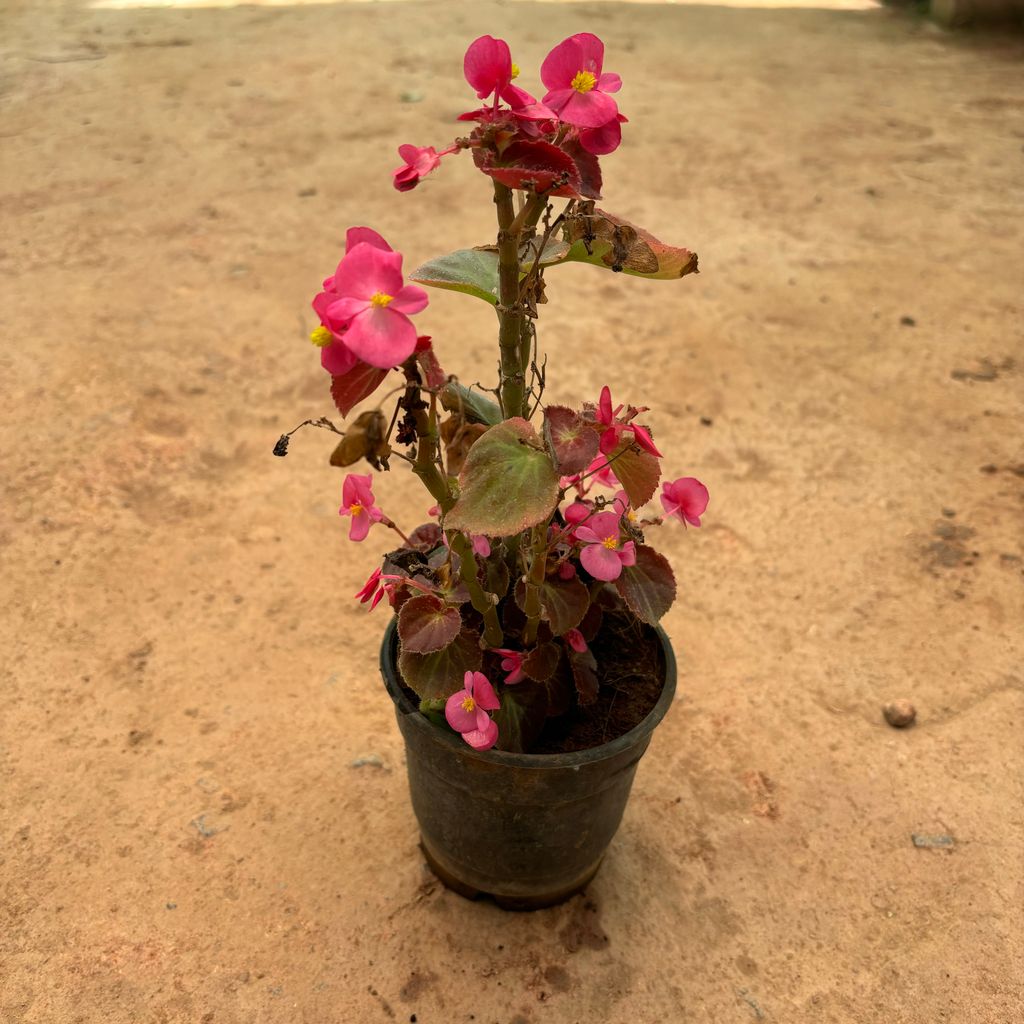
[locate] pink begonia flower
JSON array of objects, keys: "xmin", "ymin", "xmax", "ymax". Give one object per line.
[
  {"xmin": 560, "ymin": 499, "xmax": 593, "ymax": 541},
  {"xmin": 354, "ymin": 567, "xmax": 392, "ymax": 610},
  {"xmin": 339, "ymin": 473, "xmax": 385, "ymax": 541},
  {"xmin": 565, "ymin": 629, "xmax": 587, "ymax": 654},
  {"xmin": 579, "ymin": 113, "xmax": 628, "ymax": 156},
  {"xmin": 445, "ymin": 670, "xmax": 501, "ymax": 751},
  {"xmin": 311, "ymin": 227, "xmax": 395, "ymax": 375},
  {"xmin": 392, "ymin": 142, "xmax": 461, "ymax": 192},
  {"xmin": 464, "ymin": 35, "xmax": 514, "ymax": 100},
  {"xmin": 583, "ymin": 455, "xmax": 619, "ymax": 490},
  {"xmin": 492, "ymin": 649, "xmax": 527, "ymax": 686},
  {"xmin": 540, "ymin": 33, "xmax": 621, "ymax": 129},
  {"xmin": 471, "ymin": 535, "xmax": 491, "ymax": 558},
  {"xmin": 574, "ymin": 510, "xmax": 636, "ymax": 582},
  {"xmin": 557, "ymin": 560, "xmax": 577, "ymax": 580},
  {"xmin": 661, "ymin": 477, "xmax": 710, "ymax": 528},
  {"xmin": 596, "ymin": 385, "xmax": 662, "ymax": 457}
]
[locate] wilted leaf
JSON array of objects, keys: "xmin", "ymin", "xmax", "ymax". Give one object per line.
[
  {"xmin": 439, "ymin": 381, "xmax": 503, "ymax": 426},
  {"xmin": 492, "ymin": 681, "xmax": 549, "ymax": 753},
  {"xmin": 440, "ymin": 414, "xmax": 488, "ymax": 477},
  {"xmin": 522, "ymin": 642, "xmax": 560, "ymax": 682},
  {"xmin": 416, "ymin": 344, "xmax": 447, "ymax": 389},
  {"xmin": 560, "ymin": 205, "xmax": 699, "ymax": 280},
  {"xmin": 409, "ymin": 249, "xmax": 499, "ymax": 305},
  {"xmin": 330, "ymin": 362, "xmax": 389, "ymax": 417},
  {"xmin": 560, "ymin": 136, "xmax": 602, "ymax": 201},
  {"xmin": 398, "ymin": 627, "xmax": 483, "ymax": 700},
  {"xmin": 609, "ymin": 440, "xmax": 660, "ymax": 508},
  {"xmin": 569, "ymin": 647, "xmax": 600, "ymax": 705},
  {"xmin": 446, "ymin": 418, "xmax": 559, "ymax": 538},
  {"xmin": 614, "ymin": 545, "xmax": 676, "ymax": 624},
  {"xmin": 397, "ymin": 595, "xmax": 462, "ymax": 655},
  {"xmin": 543, "ymin": 406, "xmax": 600, "ymax": 476},
  {"xmin": 329, "ymin": 409, "xmax": 391, "ymax": 470}
]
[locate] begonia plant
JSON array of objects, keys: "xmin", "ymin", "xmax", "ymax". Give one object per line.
[{"xmin": 281, "ymin": 33, "xmax": 706, "ymax": 753}]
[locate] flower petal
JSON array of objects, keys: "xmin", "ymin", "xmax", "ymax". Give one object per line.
[
  {"xmin": 470, "ymin": 672, "xmax": 500, "ymax": 711},
  {"xmin": 580, "ymin": 543, "xmax": 624, "ymax": 582},
  {"xmin": 345, "ymin": 227, "xmax": 392, "ymax": 254},
  {"xmin": 540, "ymin": 35, "xmax": 584, "ymax": 90},
  {"xmin": 320, "ymin": 340, "xmax": 358, "ymax": 376},
  {"xmin": 463, "ymin": 717, "xmax": 499, "ymax": 751},
  {"xmin": 333, "ymin": 243, "xmax": 404, "ymax": 301},
  {"xmin": 326, "ymin": 296, "xmax": 370, "ymax": 323},
  {"xmin": 445, "ymin": 689, "xmax": 478, "ymax": 733},
  {"xmin": 388, "ymin": 284, "xmax": 429, "ymax": 315},
  {"xmin": 557, "ymin": 89, "xmax": 619, "ymax": 129},
  {"xmin": 343, "ymin": 306, "xmax": 418, "ymax": 369},
  {"xmin": 597, "ymin": 72, "xmax": 621, "ymax": 93},
  {"xmin": 464, "ymin": 35, "xmax": 512, "ymax": 99},
  {"xmin": 618, "ymin": 541, "xmax": 637, "ymax": 567},
  {"xmin": 347, "ymin": 510, "xmax": 371, "ymax": 542}
]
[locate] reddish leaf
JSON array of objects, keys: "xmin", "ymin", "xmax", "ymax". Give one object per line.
[
  {"xmin": 544, "ymin": 406, "xmax": 600, "ymax": 476},
  {"xmin": 330, "ymin": 362, "xmax": 388, "ymax": 417},
  {"xmin": 405, "ymin": 522, "xmax": 443, "ymax": 552},
  {"xmin": 475, "ymin": 140, "xmax": 582, "ymax": 197},
  {"xmin": 397, "ymin": 595, "xmax": 462, "ymax": 655},
  {"xmin": 398, "ymin": 627, "xmax": 482, "ymax": 701},
  {"xmin": 561, "ymin": 136, "xmax": 602, "ymax": 201},
  {"xmin": 416, "ymin": 345, "xmax": 447, "ymax": 389},
  {"xmin": 570, "ymin": 647, "xmax": 600, "ymax": 706},
  {"xmin": 539, "ymin": 576, "xmax": 591, "ymax": 636},
  {"xmin": 522, "ymin": 643, "xmax": 560, "ymax": 682},
  {"xmin": 614, "ymin": 544, "xmax": 676, "ymax": 625},
  {"xmin": 610, "ymin": 440, "xmax": 661, "ymax": 509}
]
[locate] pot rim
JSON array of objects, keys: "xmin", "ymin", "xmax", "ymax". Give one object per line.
[{"xmin": 380, "ymin": 617, "xmax": 677, "ymax": 770}]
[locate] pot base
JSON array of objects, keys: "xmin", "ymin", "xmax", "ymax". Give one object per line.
[{"xmin": 419, "ymin": 836, "xmax": 603, "ymax": 911}]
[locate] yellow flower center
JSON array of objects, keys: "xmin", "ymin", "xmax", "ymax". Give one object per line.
[
  {"xmin": 510, "ymin": 62, "xmax": 521, "ymax": 80},
  {"xmin": 370, "ymin": 292, "xmax": 394, "ymax": 308},
  {"xmin": 349, "ymin": 502, "xmax": 364, "ymax": 517},
  {"xmin": 571, "ymin": 70, "xmax": 597, "ymax": 94},
  {"xmin": 601, "ymin": 535, "xmax": 619, "ymax": 550},
  {"xmin": 310, "ymin": 325, "xmax": 332, "ymax": 348},
  {"xmin": 627, "ymin": 509, "xmax": 638, "ymax": 523},
  {"xmin": 460, "ymin": 695, "xmax": 476, "ymax": 713}
]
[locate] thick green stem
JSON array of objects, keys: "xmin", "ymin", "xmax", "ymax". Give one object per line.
[
  {"xmin": 521, "ymin": 523, "xmax": 550, "ymax": 646},
  {"xmin": 493, "ymin": 182, "xmax": 527, "ymax": 419},
  {"xmin": 403, "ymin": 363, "xmax": 453, "ymax": 512},
  {"xmin": 450, "ymin": 533, "xmax": 504, "ymax": 649}
]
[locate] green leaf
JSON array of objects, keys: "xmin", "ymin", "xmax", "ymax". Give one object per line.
[
  {"xmin": 543, "ymin": 405, "xmax": 600, "ymax": 476},
  {"xmin": 492, "ymin": 682, "xmax": 549, "ymax": 753},
  {"xmin": 558, "ymin": 207, "xmax": 699, "ymax": 281},
  {"xmin": 446, "ymin": 418, "xmax": 559, "ymax": 538},
  {"xmin": 409, "ymin": 249, "xmax": 499, "ymax": 305},
  {"xmin": 439, "ymin": 381, "xmax": 502, "ymax": 427},
  {"xmin": 398, "ymin": 627, "xmax": 483, "ymax": 700},
  {"xmin": 610, "ymin": 441, "xmax": 661, "ymax": 508},
  {"xmin": 614, "ymin": 545, "xmax": 676, "ymax": 625},
  {"xmin": 397, "ymin": 595, "xmax": 462, "ymax": 655}
]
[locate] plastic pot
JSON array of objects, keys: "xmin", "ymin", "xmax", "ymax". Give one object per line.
[{"xmin": 379, "ymin": 618, "xmax": 677, "ymax": 910}]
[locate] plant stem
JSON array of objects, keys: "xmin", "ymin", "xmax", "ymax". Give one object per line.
[
  {"xmin": 493, "ymin": 181, "xmax": 527, "ymax": 420},
  {"xmin": 521, "ymin": 523, "xmax": 549, "ymax": 646},
  {"xmin": 449, "ymin": 533, "xmax": 504, "ymax": 648},
  {"xmin": 402, "ymin": 358, "xmax": 454, "ymax": 512}
]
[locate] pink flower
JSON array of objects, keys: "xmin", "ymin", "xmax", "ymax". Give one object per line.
[
  {"xmin": 565, "ymin": 629, "xmax": 587, "ymax": 654},
  {"xmin": 354, "ymin": 567, "xmax": 389, "ymax": 610},
  {"xmin": 312, "ymin": 227, "xmax": 395, "ymax": 375},
  {"xmin": 492, "ymin": 649, "xmax": 527, "ymax": 685},
  {"xmin": 540, "ymin": 33, "xmax": 621, "ymax": 129},
  {"xmin": 471, "ymin": 535, "xmax": 491, "ymax": 558},
  {"xmin": 445, "ymin": 671, "xmax": 501, "ymax": 751},
  {"xmin": 464, "ymin": 35, "xmax": 514, "ymax": 100},
  {"xmin": 339, "ymin": 473, "xmax": 385, "ymax": 541},
  {"xmin": 560, "ymin": 499, "xmax": 593, "ymax": 540},
  {"xmin": 393, "ymin": 144, "xmax": 441, "ymax": 192},
  {"xmin": 579, "ymin": 113, "xmax": 628, "ymax": 156},
  {"xmin": 557, "ymin": 560, "xmax": 576, "ymax": 580},
  {"xmin": 583, "ymin": 455, "xmax": 619, "ymax": 490},
  {"xmin": 314, "ymin": 233, "xmax": 428, "ymax": 369},
  {"xmin": 660, "ymin": 477, "xmax": 709, "ymax": 528},
  {"xmin": 596, "ymin": 385, "xmax": 661, "ymax": 457},
  {"xmin": 574, "ymin": 510, "xmax": 636, "ymax": 582}
]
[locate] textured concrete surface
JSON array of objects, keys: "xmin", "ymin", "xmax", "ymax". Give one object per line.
[{"xmin": 2, "ymin": 2, "xmax": 1023, "ymax": 1022}]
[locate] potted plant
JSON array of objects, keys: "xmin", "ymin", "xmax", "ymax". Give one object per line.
[{"xmin": 279, "ymin": 32, "xmax": 707, "ymax": 909}]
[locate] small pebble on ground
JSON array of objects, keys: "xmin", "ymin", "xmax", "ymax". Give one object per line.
[{"xmin": 883, "ymin": 700, "xmax": 916, "ymax": 728}]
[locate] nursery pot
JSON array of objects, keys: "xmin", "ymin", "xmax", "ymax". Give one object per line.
[{"xmin": 380, "ymin": 618, "xmax": 677, "ymax": 910}]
